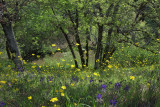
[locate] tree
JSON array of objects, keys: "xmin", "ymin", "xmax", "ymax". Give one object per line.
[{"xmin": 0, "ymin": 0, "xmax": 24, "ymax": 70}]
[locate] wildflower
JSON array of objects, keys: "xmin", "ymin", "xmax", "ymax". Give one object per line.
[
  {"xmin": 59, "ymin": 89, "xmax": 63, "ymax": 93},
  {"xmin": 71, "ymin": 83, "xmax": 74, "ymax": 86},
  {"xmin": 76, "ymin": 43, "xmax": 80, "ymax": 46},
  {"xmin": 96, "ymin": 59, "xmax": 99, "ymax": 62},
  {"xmin": 74, "ymin": 103, "xmax": 77, "ymax": 106},
  {"xmin": 0, "ymin": 52, "xmax": 2, "ymax": 55},
  {"xmin": 28, "ymin": 96, "xmax": 32, "ymax": 100},
  {"xmin": 101, "ymin": 84, "xmax": 107, "ymax": 89},
  {"xmin": 101, "ymin": 84, "xmax": 107, "ymax": 93},
  {"xmin": 156, "ymin": 38, "xmax": 159, "ymax": 41},
  {"xmin": 72, "ymin": 76, "xmax": 79, "ymax": 82},
  {"xmin": 62, "ymin": 59, "xmax": 65, "ymax": 61},
  {"xmin": 42, "ymin": 106, "xmax": 45, "ymax": 107},
  {"xmin": 110, "ymin": 98, "xmax": 117, "ymax": 106},
  {"xmin": 109, "ymin": 81, "xmax": 112, "ymax": 84},
  {"xmin": 50, "ymin": 97, "xmax": 58, "ymax": 102},
  {"xmin": 57, "ymin": 48, "xmax": 61, "ymax": 51},
  {"xmin": 71, "ymin": 65, "xmax": 75, "ymax": 68},
  {"xmin": 52, "ymin": 44, "xmax": 56, "ymax": 47},
  {"xmin": 130, "ymin": 76, "xmax": 135, "ymax": 80},
  {"xmin": 135, "ymin": 42, "xmax": 139, "ymax": 46},
  {"xmin": 93, "ymin": 72, "xmax": 98, "ymax": 76},
  {"xmin": 61, "ymin": 86, "xmax": 66, "ymax": 90},
  {"xmin": 37, "ymin": 55, "xmax": 40, "ymax": 58},
  {"xmin": 54, "ymin": 104, "xmax": 58, "ymax": 107},
  {"xmin": 32, "ymin": 54, "xmax": 35, "ymax": 56},
  {"xmin": 147, "ymin": 83, "xmax": 150, "ymax": 88},
  {"xmin": 31, "ymin": 66, "xmax": 36, "ymax": 69},
  {"xmin": 99, "ymin": 80, "xmax": 102, "ymax": 83},
  {"xmin": 96, "ymin": 94, "xmax": 103, "ymax": 103},
  {"xmin": 123, "ymin": 85, "xmax": 130, "ymax": 91},
  {"xmin": 115, "ymin": 83, "xmax": 121, "ymax": 89},
  {"xmin": 0, "ymin": 102, "xmax": 5, "ymax": 107},
  {"xmin": 61, "ymin": 93, "xmax": 64, "ymax": 96},
  {"xmin": 108, "ymin": 64, "xmax": 112, "ymax": 68},
  {"xmin": 0, "ymin": 81, "xmax": 7, "ymax": 84}
]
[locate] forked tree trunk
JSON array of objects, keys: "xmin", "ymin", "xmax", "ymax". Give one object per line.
[
  {"xmin": 60, "ymin": 27, "xmax": 78, "ymax": 68},
  {"xmin": 1, "ymin": 22, "xmax": 23, "ymax": 70},
  {"xmin": 75, "ymin": 8, "xmax": 85, "ymax": 68},
  {"xmin": 94, "ymin": 23, "xmax": 103, "ymax": 69}
]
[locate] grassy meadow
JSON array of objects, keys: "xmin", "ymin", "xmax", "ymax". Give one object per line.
[{"xmin": 0, "ymin": 45, "xmax": 160, "ymax": 107}]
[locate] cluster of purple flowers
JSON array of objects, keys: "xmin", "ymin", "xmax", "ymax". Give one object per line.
[
  {"xmin": 72, "ymin": 76, "xmax": 79, "ymax": 83},
  {"xmin": 0, "ymin": 102, "xmax": 5, "ymax": 107},
  {"xmin": 110, "ymin": 96, "xmax": 117, "ymax": 106}
]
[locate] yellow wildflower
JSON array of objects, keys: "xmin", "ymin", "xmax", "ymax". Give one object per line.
[
  {"xmin": 0, "ymin": 52, "xmax": 2, "ymax": 55},
  {"xmin": 37, "ymin": 55, "xmax": 40, "ymax": 58},
  {"xmin": 62, "ymin": 59, "xmax": 65, "ymax": 61},
  {"xmin": 59, "ymin": 89, "xmax": 63, "ymax": 93},
  {"xmin": 71, "ymin": 83, "xmax": 74, "ymax": 86},
  {"xmin": 52, "ymin": 44, "xmax": 56, "ymax": 47},
  {"xmin": 71, "ymin": 65, "xmax": 75, "ymax": 68},
  {"xmin": 108, "ymin": 65, "xmax": 112, "ymax": 68},
  {"xmin": 28, "ymin": 96, "xmax": 32, "ymax": 100},
  {"xmin": 93, "ymin": 72, "xmax": 98, "ymax": 76},
  {"xmin": 61, "ymin": 86, "xmax": 66, "ymax": 90},
  {"xmin": 57, "ymin": 48, "xmax": 61, "ymax": 51},
  {"xmin": 76, "ymin": 43, "xmax": 80, "ymax": 46},
  {"xmin": 61, "ymin": 93, "xmax": 64, "ymax": 96},
  {"xmin": 0, "ymin": 81, "xmax": 7, "ymax": 84},
  {"xmin": 50, "ymin": 97, "xmax": 58, "ymax": 102},
  {"xmin": 32, "ymin": 54, "xmax": 35, "ymax": 56},
  {"xmin": 74, "ymin": 103, "xmax": 77, "ymax": 106},
  {"xmin": 130, "ymin": 76, "xmax": 135, "ymax": 80},
  {"xmin": 31, "ymin": 66, "xmax": 36, "ymax": 69},
  {"xmin": 147, "ymin": 83, "xmax": 150, "ymax": 88}
]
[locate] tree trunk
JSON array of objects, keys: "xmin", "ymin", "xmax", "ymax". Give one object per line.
[
  {"xmin": 94, "ymin": 23, "xmax": 103, "ymax": 69},
  {"xmin": 75, "ymin": 8, "xmax": 85, "ymax": 68},
  {"xmin": 60, "ymin": 27, "xmax": 78, "ymax": 68},
  {"xmin": 1, "ymin": 22, "xmax": 23, "ymax": 71},
  {"xmin": 102, "ymin": 28, "xmax": 113, "ymax": 64},
  {"xmin": 85, "ymin": 28, "xmax": 90, "ymax": 67}
]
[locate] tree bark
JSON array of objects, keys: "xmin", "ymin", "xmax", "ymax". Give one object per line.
[
  {"xmin": 60, "ymin": 27, "xmax": 78, "ymax": 68},
  {"xmin": 102, "ymin": 27, "xmax": 113, "ymax": 64},
  {"xmin": 85, "ymin": 28, "xmax": 90, "ymax": 67},
  {"xmin": 1, "ymin": 22, "xmax": 23, "ymax": 71},
  {"xmin": 75, "ymin": 8, "xmax": 85, "ymax": 68},
  {"xmin": 94, "ymin": 23, "xmax": 103, "ymax": 69}
]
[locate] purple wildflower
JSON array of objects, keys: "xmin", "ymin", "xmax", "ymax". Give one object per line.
[
  {"xmin": 101, "ymin": 84, "xmax": 107, "ymax": 89},
  {"xmin": 99, "ymin": 80, "xmax": 102, "ymax": 83},
  {"xmin": 124, "ymin": 85, "xmax": 130, "ymax": 91},
  {"xmin": 115, "ymin": 83, "xmax": 121, "ymax": 89},
  {"xmin": 110, "ymin": 97, "xmax": 117, "ymax": 106},
  {"xmin": 72, "ymin": 76, "xmax": 79, "ymax": 82},
  {"xmin": 0, "ymin": 102, "xmax": 5, "ymax": 107},
  {"xmin": 97, "ymin": 94, "xmax": 102, "ymax": 99}
]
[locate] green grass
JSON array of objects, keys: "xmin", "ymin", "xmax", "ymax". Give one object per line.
[{"xmin": 0, "ymin": 47, "xmax": 160, "ymax": 107}]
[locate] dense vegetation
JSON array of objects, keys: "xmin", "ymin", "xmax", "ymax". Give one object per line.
[{"xmin": 0, "ymin": 0, "xmax": 160, "ymax": 106}]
